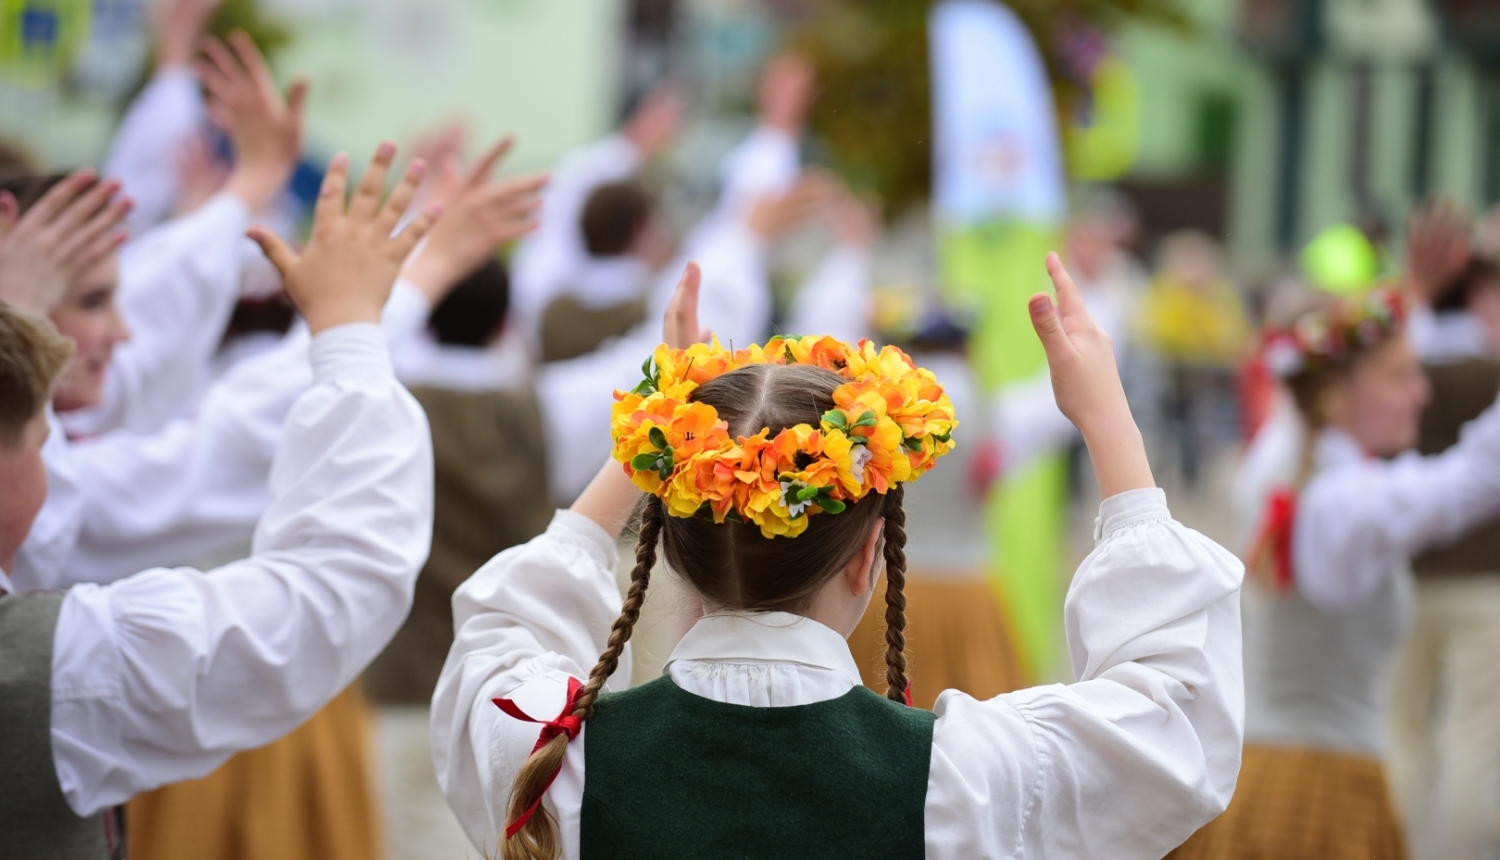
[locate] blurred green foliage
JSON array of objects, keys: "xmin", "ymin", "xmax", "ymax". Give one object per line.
[
  {"xmin": 207, "ymin": 0, "xmax": 291, "ymax": 61},
  {"xmin": 794, "ymin": 0, "xmax": 1189, "ymax": 214}
]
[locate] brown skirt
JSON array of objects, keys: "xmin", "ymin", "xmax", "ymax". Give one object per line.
[
  {"xmin": 849, "ymin": 573, "xmax": 1027, "ymax": 709},
  {"xmin": 1166, "ymin": 745, "xmax": 1408, "ymax": 860},
  {"xmin": 126, "ymin": 685, "xmax": 382, "ymax": 860}
]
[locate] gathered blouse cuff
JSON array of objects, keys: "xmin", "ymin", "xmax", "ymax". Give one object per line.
[
  {"xmin": 309, "ymin": 324, "xmax": 391, "ymax": 384},
  {"xmin": 545, "ymin": 510, "xmax": 620, "ymax": 574},
  {"xmin": 1093, "ymin": 487, "xmax": 1170, "ymax": 541}
]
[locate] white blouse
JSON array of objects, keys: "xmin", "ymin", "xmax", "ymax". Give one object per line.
[
  {"xmin": 1294, "ymin": 402, "xmax": 1500, "ymax": 611},
  {"xmin": 13, "ymin": 286, "xmax": 431, "ymax": 591},
  {"xmin": 432, "ymin": 488, "xmax": 1245, "ymax": 859},
  {"xmin": 31, "ymin": 324, "xmax": 433, "ymax": 817}
]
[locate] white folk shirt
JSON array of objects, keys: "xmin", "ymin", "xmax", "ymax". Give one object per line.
[
  {"xmin": 1236, "ymin": 399, "xmax": 1500, "ymax": 753},
  {"xmin": 0, "ymin": 325, "xmax": 433, "ymax": 817},
  {"xmin": 102, "ymin": 66, "xmax": 206, "ymax": 237},
  {"xmin": 432, "ymin": 489, "xmax": 1246, "ymax": 859},
  {"xmin": 13, "ymin": 287, "xmax": 431, "ymax": 591}
]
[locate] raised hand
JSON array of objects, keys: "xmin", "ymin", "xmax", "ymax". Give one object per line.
[
  {"xmin": 758, "ymin": 52, "xmax": 816, "ymax": 135},
  {"xmin": 153, "ymin": 0, "xmax": 220, "ymax": 69},
  {"xmin": 0, "ymin": 170, "xmax": 132, "ymax": 315},
  {"xmin": 623, "ymin": 80, "xmax": 687, "ymax": 157},
  {"xmin": 399, "ymin": 136, "xmax": 546, "ymax": 304},
  {"xmin": 247, "ymin": 144, "xmax": 438, "ymax": 334},
  {"xmin": 1404, "ymin": 198, "xmax": 1472, "ymax": 304},
  {"xmin": 197, "ymin": 31, "xmax": 306, "ymax": 213},
  {"xmin": 662, "ymin": 262, "xmax": 710, "ymax": 349},
  {"xmin": 747, "ymin": 170, "xmax": 840, "ymax": 239},
  {"xmin": 1029, "ymin": 252, "xmax": 1153, "ymax": 497}
]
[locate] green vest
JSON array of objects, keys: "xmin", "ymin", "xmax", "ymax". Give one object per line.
[{"xmin": 580, "ymin": 676, "xmax": 935, "ymax": 859}]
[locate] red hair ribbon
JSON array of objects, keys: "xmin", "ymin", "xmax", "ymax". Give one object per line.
[
  {"xmin": 492, "ymin": 676, "xmax": 586, "ymax": 838},
  {"xmin": 1249, "ymin": 487, "xmax": 1297, "ymax": 592},
  {"xmin": 902, "ymin": 684, "xmax": 913, "ymax": 707}
]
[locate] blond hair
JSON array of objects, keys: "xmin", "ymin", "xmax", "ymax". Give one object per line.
[{"xmin": 0, "ymin": 302, "xmax": 73, "ymax": 448}]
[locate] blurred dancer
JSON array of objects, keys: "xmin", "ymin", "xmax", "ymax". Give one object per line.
[
  {"xmin": 0, "ymin": 147, "xmax": 434, "ymax": 860},
  {"xmin": 1388, "ymin": 200, "xmax": 1500, "ymax": 860},
  {"xmin": 1170, "ymin": 286, "xmax": 1500, "ymax": 860},
  {"xmin": 511, "ymin": 54, "xmax": 815, "ymax": 362}
]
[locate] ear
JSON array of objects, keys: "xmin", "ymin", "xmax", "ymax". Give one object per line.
[{"xmin": 844, "ymin": 517, "xmax": 886, "ymax": 598}]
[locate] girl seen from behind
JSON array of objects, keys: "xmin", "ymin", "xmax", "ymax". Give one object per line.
[{"xmin": 432, "ymin": 254, "xmax": 1246, "ymax": 859}]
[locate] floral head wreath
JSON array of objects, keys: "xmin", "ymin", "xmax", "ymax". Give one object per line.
[
  {"xmin": 610, "ymin": 335, "xmax": 958, "ymax": 539},
  {"xmin": 1261, "ymin": 287, "xmax": 1408, "ymax": 379}
]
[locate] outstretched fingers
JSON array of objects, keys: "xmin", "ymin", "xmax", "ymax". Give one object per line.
[
  {"xmin": 314, "ymin": 152, "xmax": 350, "ymax": 225},
  {"xmin": 392, "ymin": 203, "xmax": 442, "ymax": 261},
  {"xmin": 1044, "ymin": 252, "xmax": 1086, "ymax": 320},
  {"xmin": 55, "ymin": 195, "xmax": 132, "ymax": 272},
  {"xmin": 22, "ymin": 169, "xmax": 96, "ymax": 229},
  {"xmin": 227, "ymin": 30, "xmax": 279, "ymax": 105},
  {"xmin": 1028, "ymin": 292, "xmax": 1072, "ymax": 364},
  {"xmin": 464, "ymin": 136, "xmax": 514, "ymax": 189},
  {"xmin": 349, "ymin": 142, "xmax": 396, "ymax": 221},
  {"xmin": 375, "ymin": 158, "xmax": 428, "ymax": 237},
  {"xmin": 246, "ymin": 226, "xmax": 299, "ymax": 277}
]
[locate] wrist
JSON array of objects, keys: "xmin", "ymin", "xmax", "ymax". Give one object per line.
[
  {"xmin": 223, "ymin": 163, "xmax": 291, "ymax": 213},
  {"xmin": 302, "ymin": 301, "xmax": 385, "ymax": 336},
  {"xmin": 399, "ymin": 250, "xmax": 463, "ymax": 305}
]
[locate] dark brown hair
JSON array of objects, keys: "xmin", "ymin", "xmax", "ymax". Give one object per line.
[
  {"xmin": 501, "ymin": 364, "xmax": 909, "ymax": 860},
  {"xmin": 0, "ymin": 303, "xmax": 73, "ymax": 448},
  {"xmin": 580, "ymin": 181, "xmax": 655, "ymax": 257}
]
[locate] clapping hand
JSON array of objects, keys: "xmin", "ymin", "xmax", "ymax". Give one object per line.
[
  {"xmin": 1029, "ymin": 252, "xmax": 1154, "ymax": 498},
  {"xmin": 247, "ymin": 144, "xmax": 437, "ymax": 334},
  {"xmin": 0, "ymin": 171, "xmax": 132, "ymax": 315}
]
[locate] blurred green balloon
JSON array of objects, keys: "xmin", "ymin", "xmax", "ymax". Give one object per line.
[{"xmin": 1301, "ymin": 224, "xmax": 1380, "ymax": 295}]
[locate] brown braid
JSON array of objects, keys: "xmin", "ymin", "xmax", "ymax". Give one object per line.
[
  {"xmin": 880, "ymin": 485, "xmax": 910, "ymax": 703},
  {"xmin": 501, "ymin": 497, "xmax": 663, "ymax": 860}
]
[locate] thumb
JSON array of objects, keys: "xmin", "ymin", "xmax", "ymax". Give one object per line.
[
  {"xmin": 247, "ymin": 227, "xmax": 299, "ymax": 278},
  {"xmin": 1028, "ymin": 292, "xmax": 1072, "ymax": 362}
]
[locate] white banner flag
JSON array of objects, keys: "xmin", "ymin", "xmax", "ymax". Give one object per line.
[{"xmin": 930, "ymin": 0, "xmax": 1066, "ymax": 227}]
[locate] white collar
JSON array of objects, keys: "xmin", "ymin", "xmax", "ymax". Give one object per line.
[{"xmin": 664, "ymin": 611, "xmax": 864, "ymax": 687}]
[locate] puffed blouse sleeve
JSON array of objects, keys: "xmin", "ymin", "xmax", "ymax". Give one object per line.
[
  {"xmin": 431, "ymin": 510, "xmax": 625, "ymax": 852},
  {"xmin": 924, "ymin": 488, "xmax": 1245, "ymax": 859}
]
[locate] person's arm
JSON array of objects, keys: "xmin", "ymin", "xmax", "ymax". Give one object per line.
[
  {"xmin": 431, "ymin": 263, "xmax": 706, "ymax": 848},
  {"xmin": 19, "ymin": 276, "xmax": 435, "ymax": 591},
  {"xmin": 47, "ymin": 145, "xmax": 439, "ymax": 816},
  {"xmin": 924, "ymin": 254, "xmax": 1241, "ymax": 858},
  {"xmin": 926, "ymin": 488, "xmax": 1245, "ymax": 859},
  {"xmin": 782, "ymin": 193, "xmax": 875, "ymax": 344},
  {"xmin": 1294, "ymin": 401, "xmax": 1500, "ymax": 611},
  {"xmin": 509, "ymin": 134, "xmax": 645, "ymax": 330},
  {"xmin": 1027, "ymin": 253, "xmax": 1154, "ymax": 498},
  {"xmin": 102, "ymin": 1, "xmax": 219, "ymax": 234},
  {"xmin": 65, "ymin": 33, "xmax": 307, "ymax": 436}
]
